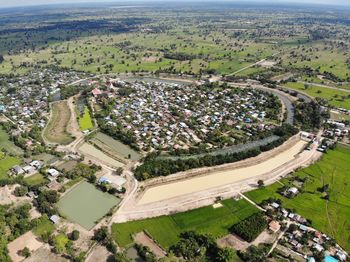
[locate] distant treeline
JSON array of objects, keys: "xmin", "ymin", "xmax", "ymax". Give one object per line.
[{"xmin": 134, "ymin": 124, "xmax": 298, "ymax": 181}]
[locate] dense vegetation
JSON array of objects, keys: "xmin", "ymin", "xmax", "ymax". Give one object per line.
[
  {"xmin": 135, "ymin": 124, "xmax": 298, "ymax": 180},
  {"xmin": 294, "ymin": 101, "xmax": 327, "ymax": 131},
  {"xmin": 170, "ymin": 231, "xmax": 234, "ymax": 262},
  {"xmin": 230, "ymin": 212, "xmax": 267, "ymax": 242},
  {"xmin": 0, "ymin": 204, "xmax": 34, "ymax": 261}
]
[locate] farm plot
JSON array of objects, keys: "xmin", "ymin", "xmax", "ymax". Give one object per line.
[
  {"xmin": 78, "ymin": 106, "xmax": 93, "ymax": 131},
  {"xmin": 245, "ymin": 144, "xmax": 350, "ymax": 253},
  {"xmin": 57, "ymin": 181, "xmax": 120, "ymax": 230},
  {"xmin": 90, "ymin": 132, "xmax": 141, "ymax": 161},
  {"xmin": 79, "ymin": 143, "xmax": 124, "ymax": 167},
  {"xmin": 44, "ymin": 101, "xmax": 74, "ymax": 145},
  {"xmin": 112, "ymin": 198, "xmax": 258, "ymax": 250}
]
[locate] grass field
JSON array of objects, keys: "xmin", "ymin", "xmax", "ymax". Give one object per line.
[
  {"xmin": 32, "ymin": 153, "xmax": 59, "ymax": 165},
  {"xmin": 57, "ymin": 181, "xmax": 120, "ymax": 229},
  {"xmin": 79, "ymin": 106, "xmax": 93, "ymax": 131},
  {"xmin": 0, "ymin": 128, "xmax": 23, "ymax": 155},
  {"xmin": 44, "ymin": 101, "xmax": 74, "ymax": 145},
  {"xmin": 0, "ymin": 155, "xmax": 20, "ymax": 179},
  {"xmin": 91, "ymin": 132, "xmax": 141, "ymax": 161},
  {"xmin": 112, "ymin": 198, "xmax": 258, "ymax": 250},
  {"xmin": 79, "ymin": 143, "xmax": 124, "ymax": 167},
  {"xmin": 245, "ymin": 144, "xmax": 350, "ymax": 252},
  {"xmin": 24, "ymin": 173, "xmax": 48, "ymax": 186},
  {"xmin": 283, "ymin": 82, "xmax": 350, "ymax": 109},
  {"xmin": 33, "ymin": 216, "xmax": 55, "ymax": 239}
]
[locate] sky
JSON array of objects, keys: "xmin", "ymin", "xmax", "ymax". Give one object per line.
[{"xmin": 0, "ymin": 0, "xmax": 349, "ymax": 8}]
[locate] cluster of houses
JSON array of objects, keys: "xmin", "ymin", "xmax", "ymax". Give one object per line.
[
  {"xmin": 94, "ymin": 79, "xmax": 279, "ymax": 151},
  {"xmin": 11, "ymin": 160, "xmax": 42, "ymax": 176},
  {"xmin": 0, "ymin": 69, "xmax": 88, "ymax": 149},
  {"xmin": 323, "ymin": 120, "xmax": 349, "ymax": 140},
  {"xmin": 267, "ymin": 202, "xmax": 348, "ymax": 262}
]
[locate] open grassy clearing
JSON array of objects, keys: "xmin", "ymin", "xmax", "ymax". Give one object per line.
[
  {"xmin": 33, "ymin": 216, "xmax": 56, "ymax": 239},
  {"xmin": 91, "ymin": 132, "xmax": 141, "ymax": 161},
  {"xmin": 57, "ymin": 181, "xmax": 120, "ymax": 229},
  {"xmin": 78, "ymin": 106, "xmax": 93, "ymax": 131},
  {"xmin": 44, "ymin": 101, "xmax": 74, "ymax": 145},
  {"xmin": 0, "ymin": 155, "xmax": 20, "ymax": 180},
  {"xmin": 283, "ymin": 82, "xmax": 350, "ymax": 109},
  {"xmin": 329, "ymin": 111, "xmax": 350, "ymax": 122},
  {"xmin": 32, "ymin": 153, "xmax": 59, "ymax": 165},
  {"xmin": 0, "ymin": 127, "xmax": 23, "ymax": 155},
  {"xmin": 79, "ymin": 142, "xmax": 124, "ymax": 167},
  {"xmin": 281, "ymin": 42, "xmax": 350, "ymax": 81},
  {"xmin": 112, "ymin": 198, "xmax": 258, "ymax": 250},
  {"xmin": 0, "ymin": 28, "xmax": 278, "ymax": 76},
  {"xmin": 245, "ymin": 144, "xmax": 350, "ymax": 252},
  {"xmin": 24, "ymin": 173, "xmax": 48, "ymax": 186}
]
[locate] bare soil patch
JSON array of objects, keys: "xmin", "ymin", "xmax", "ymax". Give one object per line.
[
  {"xmin": 85, "ymin": 245, "xmax": 111, "ymax": 262},
  {"xmin": 8, "ymin": 231, "xmax": 43, "ymax": 262},
  {"xmin": 25, "ymin": 244, "xmax": 68, "ymax": 262},
  {"xmin": 44, "ymin": 101, "xmax": 73, "ymax": 145},
  {"xmin": 143, "ymin": 56, "xmax": 159, "ymax": 62},
  {"xmin": 134, "ymin": 232, "xmax": 166, "ymax": 258},
  {"xmin": 218, "ymin": 230, "xmax": 275, "ymax": 251}
]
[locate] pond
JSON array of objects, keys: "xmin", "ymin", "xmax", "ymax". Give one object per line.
[{"xmin": 57, "ymin": 181, "xmax": 120, "ymax": 230}]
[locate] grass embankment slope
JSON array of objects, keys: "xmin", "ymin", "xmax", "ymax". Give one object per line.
[
  {"xmin": 79, "ymin": 107, "xmax": 93, "ymax": 131},
  {"xmin": 245, "ymin": 144, "xmax": 350, "ymax": 252},
  {"xmin": 44, "ymin": 101, "xmax": 74, "ymax": 145},
  {"xmin": 283, "ymin": 82, "xmax": 350, "ymax": 109},
  {"xmin": 112, "ymin": 198, "xmax": 258, "ymax": 249}
]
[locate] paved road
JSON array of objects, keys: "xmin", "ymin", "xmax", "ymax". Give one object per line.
[{"xmin": 228, "ymin": 51, "xmax": 281, "ymax": 76}]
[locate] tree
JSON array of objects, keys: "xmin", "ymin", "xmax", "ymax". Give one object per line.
[
  {"xmin": 18, "ymin": 247, "xmax": 31, "ymax": 258},
  {"xmin": 114, "ymin": 252, "xmax": 131, "ymax": 262},
  {"xmin": 93, "ymin": 226, "xmax": 108, "ymax": 242},
  {"xmin": 70, "ymin": 230, "xmax": 80, "ymax": 241},
  {"xmin": 216, "ymin": 247, "xmax": 234, "ymax": 262},
  {"xmin": 257, "ymin": 180, "xmax": 264, "ymax": 188},
  {"xmin": 52, "ymin": 234, "xmax": 69, "ymax": 254},
  {"xmin": 14, "ymin": 186, "xmax": 28, "ymax": 197},
  {"xmin": 115, "ymin": 167, "xmax": 123, "ymax": 176}
]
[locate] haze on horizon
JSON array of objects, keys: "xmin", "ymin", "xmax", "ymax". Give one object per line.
[{"xmin": 0, "ymin": 0, "xmax": 349, "ymax": 9}]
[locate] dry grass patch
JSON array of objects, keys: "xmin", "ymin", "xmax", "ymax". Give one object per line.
[{"xmin": 44, "ymin": 101, "xmax": 74, "ymax": 145}]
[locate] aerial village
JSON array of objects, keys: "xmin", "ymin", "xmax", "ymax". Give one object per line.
[
  {"xmin": 92, "ymin": 79, "xmax": 282, "ymax": 152},
  {"xmin": 0, "ymin": 70, "xmax": 349, "ymax": 262}
]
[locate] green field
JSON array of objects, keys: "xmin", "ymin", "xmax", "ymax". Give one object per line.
[
  {"xmin": 0, "ymin": 155, "xmax": 20, "ymax": 179},
  {"xmin": 0, "ymin": 127, "xmax": 23, "ymax": 155},
  {"xmin": 57, "ymin": 181, "xmax": 120, "ymax": 229},
  {"xmin": 32, "ymin": 153, "xmax": 59, "ymax": 165},
  {"xmin": 33, "ymin": 215, "xmax": 55, "ymax": 239},
  {"xmin": 91, "ymin": 132, "xmax": 141, "ymax": 161},
  {"xmin": 112, "ymin": 198, "xmax": 258, "ymax": 249},
  {"xmin": 79, "ymin": 107, "xmax": 94, "ymax": 131},
  {"xmin": 245, "ymin": 144, "xmax": 350, "ymax": 252},
  {"xmin": 24, "ymin": 173, "xmax": 48, "ymax": 186},
  {"xmin": 283, "ymin": 82, "xmax": 350, "ymax": 109}
]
